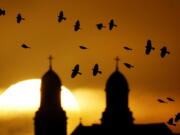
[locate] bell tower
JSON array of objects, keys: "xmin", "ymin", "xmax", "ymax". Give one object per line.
[
  {"xmin": 101, "ymin": 57, "xmax": 134, "ymax": 129},
  {"xmin": 34, "ymin": 56, "xmax": 67, "ymax": 135}
]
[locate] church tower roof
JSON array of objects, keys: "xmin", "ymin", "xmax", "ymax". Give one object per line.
[
  {"xmin": 106, "ymin": 57, "xmax": 128, "ymax": 91},
  {"xmin": 42, "ymin": 56, "xmax": 61, "ymax": 88},
  {"xmin": 106, "ymin": 71, "xmax": 128, "ymax": 90}
]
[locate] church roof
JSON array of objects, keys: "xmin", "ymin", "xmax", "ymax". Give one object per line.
[
  {"xmin": 106, "ymin": 70, "xmax": 128, "ymax": 85},
  {"xmin": 133, "ymin": 123, "xmax": 173, "ymax": 135},
  {"xmin": 71, "ymin": 124, "xmax": 102, "ymax": 135},
  {"xmin": 71, "ymin": 123, "xmax": 174, "ymax": 135}
]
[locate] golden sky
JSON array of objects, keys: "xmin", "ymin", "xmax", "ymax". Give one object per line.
[{"xmin": 0, "ymin": 0, "xmax": 179, "ymax": 134}]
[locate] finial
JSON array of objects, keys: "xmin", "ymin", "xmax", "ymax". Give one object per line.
[
  {"xmin": 48, "ymin": 55, "xmax": 53, "ymax": 70},
  {"xmin": 114, "ymin": 56, "xmax": 120, "ymax": 71}
]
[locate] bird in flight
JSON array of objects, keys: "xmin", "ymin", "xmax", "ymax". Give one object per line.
[
  {"xmin": 0, "ymin": 9, "xmax": 5, "ymax": 16},
  {"xmin": 21, "ymin": 44, "xmax": 30, "ymax": 49},
  {"xmin": 74, "ymin": 20, "xmax": 81, "ymax": 31},
  {"xmin": 160, "ymin": 46, "xmax": 170, "ymax": 58},
  {"xmin": 145, "ymin": 40, "xmax": 155, "ymax": 55},
  {"xmin": 157, "ymin": 99, "xmax": 167, "ymax": 103},
  {"xmin": 58, "ymin": 11, "xmax": 66, "ymax": 23},
  {"xmin": 92, "ymin": 64, "xmax": 102, "ymax": 76},
  {"xmin": 123, "ymin": 46, "xmax": 133, "ymax": 51},
  {"xmin": 167, "ymin": 97, "xmax": 175, "ymax": 102},
  {"xmin": 71, "ymin": 64, "xmax": 82, "ymax": 78},
  {"xmin": 175, "ymin": 113, "xmax": 180, "ymax": 122},
  {"xmin": 124, "ymin": 63, "xmax": 134, "ymax": 69},
  {"xmin": 16, "ymin": 13, "xmax": 25, "ymax": 24},
  {"xmin": 167, "ymin": 118, "xmax": 176, "ymax": 126},
  {"xmin": 109, "ymin": 19, "xmax": 117, "ymax": 30},
  {"xmin": 79, "ymin": 46, "xmax": 88, "ymax": 49},
  {"xmin": 96, "ymin": 23, "xmax": 106, "ymax": 30}
]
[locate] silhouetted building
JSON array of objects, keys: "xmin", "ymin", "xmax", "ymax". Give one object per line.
[
  {"xmin": 71, "ymin": 57, "xmax": 173, "ymax": 135},
  {"xmin": 34, "ymin": 56, "xmax": 67, "ymax": 135}
]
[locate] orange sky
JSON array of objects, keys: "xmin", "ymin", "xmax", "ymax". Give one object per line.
[{"xmin": 0, "ymin": 0, "xmax": 179, "ymax": 134}]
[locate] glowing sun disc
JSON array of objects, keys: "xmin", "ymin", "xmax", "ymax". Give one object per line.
[{"xmin": 0, "ymin": 79, "xmax": 80, "ymax": 112}]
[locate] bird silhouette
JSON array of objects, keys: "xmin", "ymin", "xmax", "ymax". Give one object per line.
[
  {"xmin": 96, "ymin": 23, "xmax": 106, "ymax": 30},
  {"xmin": 79, "ymin": 46, "xmax": 88, "ymax": 49},
  {"xmin": 123, "ymin": 46, "xmax": 133, "ymax": 51},
  {"xmin": 58, "ymin": 11, "xmax": 66, "ymax": 23},
  {"xmin": 167, "ymin": 97, "xmax": 175, "ymax": 102},
  {"xmin": 157, "ymin": 99, "xmax": 167, "ymax": 103},
  {"xmin": 92, "ymin": 64, "xmax": 102, "ymax": 76},
  {"xmin": 160, "ymin": 46, "xmax": 170, "ymax": 58},
  {"xmin": 145, "ymin": 40, "xmax": 155, "ymax": 55},
  {"xmin": 167, "ymin": 118, "xmax": 176, "ymax": 126},
  {"xmin": 74, "ymin": 20, "xmax": 81, "ymax": 31},
  {"xmin": 124, "ymin": 63, "xmax": 134, "ymax": 69},
  {"xmin": 109, "ymin": 19, "xmax": 117, "ymax": 30},
  {"xmin": 16, "ymin": 13, "xmax": 25, "ymax": 24},
  {"xmin": 71, "ymin": 64, "xmax": 82, "ymax": 78},
  {"xmin": 175, "ymin": 113, "xmax": 180, "ymax": 122},
  {"xmin": 21, "ymin": 44, "xmax": 30, "ymax": 49},
  {"xmin": 0, "ymin": 9, "xmax": 5, "ymax": 16}
]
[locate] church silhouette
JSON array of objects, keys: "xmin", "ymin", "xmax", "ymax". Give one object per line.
[{"xmin": 34, "ymin": 56, "xmax": 173, "ymax": 135}]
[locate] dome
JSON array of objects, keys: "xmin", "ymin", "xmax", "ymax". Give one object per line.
[
  {"xmin": 106, "ymin": 70, "xmax": 129, "ymax": 91},
  {"xmin": 42, "ymin": 69, "xmax": 61, "ymax": 88}
]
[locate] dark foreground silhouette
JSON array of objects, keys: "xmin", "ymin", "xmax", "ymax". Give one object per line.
[
  {"xmin": 71, "ymin": 57, "xmax": 173, "ymax": 135},
  {"xmin": 32, "ymin": 56, "xmax": 175, "ymax": 135}
]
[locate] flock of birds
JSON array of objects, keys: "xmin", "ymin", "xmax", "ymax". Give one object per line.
[
  {"xmin": 157, "ymin": 97, "xmax": 180, "ymax": 126},
  {"xmin": 71, "ymin": 39, "xmax": 170, "ymax": 78},
  {"xmin": 0, "ymin": 9, "xmax": 171, "ymax": 75},
  {"xmin": 0, "ymin": 9, "xmax": 117, "ymax": 31},
  {"xmin": 1, "ymin": 9, "xmax": 177, "ymax": 126},
  {"xmin": 0, "ymin": 9, "xmax": 117, "ymax": 78},
  {"xmin": 71, "ymin": 64, "xmax": 102, "ymax": 78}
]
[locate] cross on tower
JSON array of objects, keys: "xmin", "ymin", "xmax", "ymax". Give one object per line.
[
  {"xmin": 48, "ymin": 55, "xmax": 53, "ymax": 69},
  {"xmin": 114, "ymin": 56, "xmax": 120, "ymax": 71}
]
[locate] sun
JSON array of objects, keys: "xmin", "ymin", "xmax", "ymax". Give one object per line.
[{"xmin": 0, "ymin": 79, "xmax": 80, "ymax": 112}]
